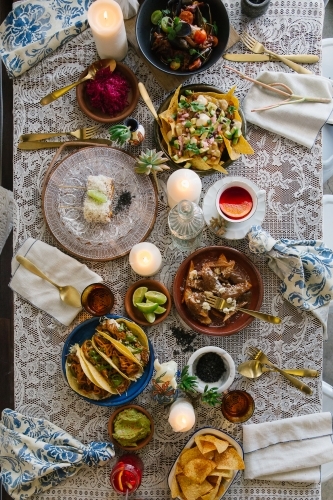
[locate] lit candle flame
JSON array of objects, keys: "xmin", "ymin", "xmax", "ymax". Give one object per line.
[
  {"xmin": 103, "ymin": 10, "xmax": 108, "ymax": 20},
  {"xmin": 142, "ymin": 256, "xmax": 150, "ymax": 264},
  {"xmin": 180, "ymin": 180, "xmax": 190, "ymax": 190}
]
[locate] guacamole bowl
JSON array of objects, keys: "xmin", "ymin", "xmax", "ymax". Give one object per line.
[{"xmin": 108, "ymin": 404, "xmax": 154, "ymax": 451}]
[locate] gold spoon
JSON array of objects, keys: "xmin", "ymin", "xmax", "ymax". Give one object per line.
[
  {"xmin": 16, "ymin": 255, "xmax": 82, "ymax": 308},
  {"xmin": 40, "ymin": 59, "xmax": 117, "ymax": 106},
  {"xmin": 138, "ymin": 82, "xmax": 161, "ymax": 124},
  {"xmin": 238, "ymin": 360, "xmax": 319, "ymax": 379}
]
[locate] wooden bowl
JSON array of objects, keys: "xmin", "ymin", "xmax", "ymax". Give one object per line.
[
  {"xmin": 125, "ymin": 279, "xmax": 172, "ymax": 326},
  {"xmin": 108, "ymin": 404, "xmax": 154, "ymax": 451},
  {"xmin": 173, "ymin": 246, "xmax": 263, "ymax": 336},
  {"xmin": 76, "ymin": 60, "xmax": 139, "ymax": 124}
]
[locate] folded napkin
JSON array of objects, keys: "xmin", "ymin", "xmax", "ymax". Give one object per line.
[
  {"xmin": 243, "ymin": 412, "xmax": 333, "ymax": 483},
  {"xmin": 248, "ymin": 226, "xmax": 333, "ymax": 339},
  {"xmin": 10, "ymin": 238, "xmax": 102, "ymax": 326},
  {"xmin": 242, "ymin": 71, "xmax": 333, "ymax": 148},
  {"xmin": 0, "ymin": 186, "xmax": 13, "ymax": 255},
  {"xmin": 0, "ymin": 408, "xmax": 114, "ymax": 499},
  {"xmin": 0, "ymin": 0, "xmax": 139, "ymax": 78}
]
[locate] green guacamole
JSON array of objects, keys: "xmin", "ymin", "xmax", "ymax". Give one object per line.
[{"xmin": 113, "ymin": 408, "xmax": 151, "ymax": 447}]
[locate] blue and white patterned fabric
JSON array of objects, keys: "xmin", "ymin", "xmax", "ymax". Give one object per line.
[
  {"xmin": 248, "ymin": 225, "xmax": 333, "ymax": 339},
  {"xmin": 0, "ymin": 408, "xmax": 115, "ymax": 499},
  {"xmin": 0, "ymin": 0, "xmax": 93, "ymax": 78}
]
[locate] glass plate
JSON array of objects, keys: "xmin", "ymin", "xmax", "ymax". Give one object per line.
[{"xmin": 43, "ymin": 147, "xmax": 157, "ymax": 260}]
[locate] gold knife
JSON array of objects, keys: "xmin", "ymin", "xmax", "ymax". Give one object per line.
[
  {"xmin": 18, "ymin": 139, "xmax": 112, "ymax": 150},
  {"xmin": 223, "ymin": 53, "xmax": 319, "ymax": 63}
]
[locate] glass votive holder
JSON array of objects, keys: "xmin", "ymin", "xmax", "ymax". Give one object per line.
[
  {"xmin": 81, "ymin": 283, "xmax": 114, "ymax": 316},
  {"xmin": 221, "ymin": 390, "xmax": 255, "ymax": 423}
]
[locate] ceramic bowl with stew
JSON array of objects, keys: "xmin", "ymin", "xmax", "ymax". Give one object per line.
[
  {"xmin": 76, "ymin": 60, "xmax": 139, "ymax": 124},
  {"xmin": 173, "ymin": 246, "xmax": 263, "ymax": 336}
]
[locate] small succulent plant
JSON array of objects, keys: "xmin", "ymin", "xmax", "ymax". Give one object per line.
[
  {"xmin": 135, "ymin": 149, "xmax": 169, "ymax": 190},
  {"xmin": 109, "ymin": 124, "xmax": 131, "ymax": 145},
  {"xmin": 178, "ymin": 365, "xmax": 198, "ymax": 395},
  {"xmin": 201, "ymin": 386, "xmax": 222, "ymax": 407}
]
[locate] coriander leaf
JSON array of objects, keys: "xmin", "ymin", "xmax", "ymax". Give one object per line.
[
  {"xmin": 185, "ymin": 143, "xmax": 200, "ymax": 155},
  {"xmin": 190, "ymin": 101, "xmax": 206, "ymax": 112},
  {"xmin": 179, "ymin": 100, "xmax": 190, "ymax": 109},
  {"xmin": 184, "ymin": 90, "xmax": 193, "ymax": 95}
]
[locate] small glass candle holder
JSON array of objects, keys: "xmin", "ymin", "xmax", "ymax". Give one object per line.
[
  {"xmin": 221, "ymin": 390, "xmax": 255, "ymax": 423},
  {"xmin": 110, "ymin": 454, "xmax": 144, "ymax": 495},
  {"xmin": 81, "ymin": 283, "xmax": 114, "ymax": 316}
]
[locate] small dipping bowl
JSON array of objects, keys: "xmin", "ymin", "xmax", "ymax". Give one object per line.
[
  {"xmin": 216, "ymin": 178, "xmax": 262, "ymax": 224},
  {"xmin": 187, "ymin": 346, "xmax": 236, "ymax": 394},
  {"xmin": 81, "ymin": 283, "xmax": 114, "ymax": 316},
  {"xmin": 108, "ymin": 404, "xmax": 154, "ymax": 451},
  {"xmin": 221, "ymin": 390, "xmax": 255, "ymax": 423}
]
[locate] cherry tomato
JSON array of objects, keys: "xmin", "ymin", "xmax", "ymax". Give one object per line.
[
  {"xmin": 188, "ymin": 58, "xmax": 202, "ymax": 71},
  {"xmin": 193, "ymin": 29, "xmax": 207, "ymax": 44},
  {"xmin": 179, "ymin": 10, "xmax": 194, "ymax": 24}
]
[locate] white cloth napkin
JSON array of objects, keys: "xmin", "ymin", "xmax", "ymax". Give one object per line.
[
  {"xmin": 10, "ymin": 238, "xmax": 102, "ymax": 326},
  {"xmin": 242, "ymin": 71, "xmax": 333, "ymax": 148},
  {"xmin": 243, "ymin": 412, "xmax": 333, "ymax": 483},
  {"xmin": 0, "ymin": 186, "xmax": 13, "ymax": 255}
]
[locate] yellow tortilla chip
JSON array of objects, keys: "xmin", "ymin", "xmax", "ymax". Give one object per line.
[
  {"xmin": 171, "ymin": 474, "xmax": 181, "ymax": 499},
  {"xmin": 203, "ymin": 450, "xmax": 215, "ymax": 460},
  {"xmin": 233, "ymin": 135, "xmax": 255, "ymax": 154},
  {"xmin": 183, "ymin": 458, "xmax": 216, "ymax": 484},
  {"xmin": 214, "ymin": 447, "xmax": 245, "ymax": 470},
  {"xmin": 177, "ymin": 475, "xmax": 213, "ymax": 500},
  {"xmin": 201, "ymin": 476, "xmax": 222, "ymax": 500},
  {"xmin": 190, "ymin": 157, "xmax": 213, "ymax": 171},
  {"xmin": 168, "ymin": 84, "xmax": 182, "ymax": 114},
  {"xmin": 211, "ymin": 469, "xmax": 233, "ymax": 478},
  {"xmin": 201, "ymin": 435, "xmax": 229, "ymax": 454},
  {"xmin": 194, "ymin": 436, "xmax": 217, "ymax": 455},
  {"xmin": 179, "ymin": 446, "xmax": 205, "ymax": 468},
  {"xmin": 223, "ymin": 136, "xmax": 241, "ymax": 161}
]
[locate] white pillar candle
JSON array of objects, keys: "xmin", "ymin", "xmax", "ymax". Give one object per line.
[
  {"xmin": 129, "ymin": 243, "xmax": 162, "ymax": 277},
  {"xmin": 87, "ymin": 0, "xmax": 128, "ymax": 61},
  {"xmin": 168, "ymin": 398, "xmax": 196, "ymax": 432},
  {"xmin": 167, "ymin": 169, "xmax": 202, "ymax": 208}
]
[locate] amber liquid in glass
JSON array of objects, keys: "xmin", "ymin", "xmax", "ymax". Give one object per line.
[
  {"xmin": 221, "ymin": 390, "xmax": 255, "ymax": 423},
  {"xmin": 81, "ymin": 283, "xmax": 114, "ymax": 316}
]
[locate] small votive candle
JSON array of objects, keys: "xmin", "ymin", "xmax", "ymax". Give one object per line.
[
  {"xmin": 87, "ymin": 0, "xmax": 128, "ymax": 60},
  {"xmin": 129, "ymin": 243, "xmax": 162, "ymax": 277},
  {"xmin": 168, "ymin": 398, "xmax": 196, "ymax": 432},
  {"xmin": 167, "ymin": 169, "xmax": 202, "ymax": 208}
]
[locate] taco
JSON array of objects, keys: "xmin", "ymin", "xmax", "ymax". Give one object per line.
[
  {"xmin": 65, "ymin": 343, "xmax": 111, "ymax": 400},
  {"xmin": 80, "ymin": 339, "xmax": 131, "ymax": 394}
]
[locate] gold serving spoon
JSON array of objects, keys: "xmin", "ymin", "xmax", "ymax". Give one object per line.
[
  {"xmin": 40, "ymin": 59, "xmax": 116, "ymax": 105},
  {"xmin": 138, "ymin": 82, "xmax": 160, "ymax": 124},
  {"xmin": 16, "ymin": 255, "xmax": 82, "ymax": 308},
  {"xmin": 238, "ymin": 360, "xmax": 319, "ymax": 379}
]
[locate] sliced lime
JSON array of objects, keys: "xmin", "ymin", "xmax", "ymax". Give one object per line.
[
  {"xmin": 144, "ymin": 291, "xmax": 167, "ymax": 305},
  {"xmin": 132, "ymin": 286, "xmax": 148, "ymax": 307},
  {"xmin": 154, "ymin": 305, "xmax": 166, "ymax": 315},
  {"xmin": 136, "ymin": 301, "xmax": 159, "ymax": 313},
  {"xmin": 143, "ymin": 312, "xmax": 156, "ymax": 323},
  {"xmin": 87, "ymin": 190, "xmax": 107, "ymax": 204}
]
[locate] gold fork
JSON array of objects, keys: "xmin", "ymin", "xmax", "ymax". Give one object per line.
[
  {"xmin": 204, "ymin": 293, "xmax": 281, "ymax": 324},
  {"xmin": 19, "ymin": 125, "xmax": 101, "ymax": 142},
  {"xmin": 248, "ymin": 347, "xmax": 313, "ymax": 395},
  {"xmin": 240, "ymin": 32, "xmax": 313, "ymax": 75}
]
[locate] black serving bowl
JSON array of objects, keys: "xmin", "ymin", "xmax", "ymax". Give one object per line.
[
  {"xmin": 153, "ymin": 84, "xmax": 247, "ymax": 175},
  {"xmin": 135, "ymin": 0, "xmax": 230, "ymax": 76}
]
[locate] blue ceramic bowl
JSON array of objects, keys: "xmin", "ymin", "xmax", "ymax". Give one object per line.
[{"xmin": 62, "ymin": 314, "xmax": 154, "ymax": 406}]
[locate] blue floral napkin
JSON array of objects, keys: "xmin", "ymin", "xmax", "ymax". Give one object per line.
[
  {"xmin": 0, "ymin": 408, "xmax": 115, "ymax": 499},
  {"xmin": 0, "ymin": 0, "xmax": 93, "ymax": 78},
  {"xmin": 248, "ymin": 226, "xmax": 333, "ymax": 339}
]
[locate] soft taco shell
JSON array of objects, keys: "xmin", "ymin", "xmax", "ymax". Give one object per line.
[
  {"xmin": 65, "ymin": 344, "xmax": 111, "ymax": 400},
  {"xmin": 91, "ymin": 335, "xmax": 131, "ymax": 381},
  {"xmin": 95, "ymin": 329, "xmax": 144, "ymax": 370},
  {"xmin": 78, "ymin": 342, "xmax": 117, "ymax": 394},
  {"xmin": 115, "ymin": 318, "xmax": 149, "ymax": 350}
]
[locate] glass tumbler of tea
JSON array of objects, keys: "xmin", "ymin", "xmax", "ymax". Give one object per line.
[
  {"xmin": 110, "ymin": 454, "xmax": 144, "ymax": 495},
  {"xmin": 81, "ymin": 283, "xmax": 114, "ymax": 316},
  {"xmin": 221, "ymin": 390, "xmax": 255, "ymax": 423}
]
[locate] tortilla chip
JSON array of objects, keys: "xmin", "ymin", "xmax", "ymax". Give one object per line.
[
  {"xmin": 168, "ymin": 85, "xmax": 182, "ymax": 114},
  {"xmin": 179, "ymin": 446, "xmax": 205, "ymax": 468},
  {"xmin": 177, "ymin": 475, "xmax": 213, "ymax": 500},
  {"xmin": 210, "ymin": 469, "xmax": 233, "ymax": 478},
  {"xmin": 183, "ymin": 458, "xmax": 216, "ymax": 484},
  {"xmin": 216, "ymin": 480, "xmax": 227, "ymax": 498},
  {"xmin": 201, "ymin": 476, "xmax": 222, "ymax": 500},
  {"xmin": 203, "ymin": 450, "xmax": 215, "ymax": 460},
  {"xmin": 175, "ymin": 462, "xmax": 184, "ymax": 475},
  {"xmin": 224, "ymin": 137, "xmax": 242, "ymax": 161},
  {"xmin": 201, "ymin": 435, "xmax": 229, "ymax": 454},
  {"xmin": 190, "ymin": 157, "xmax": 212, "ymax": 171},
  {"xmin": 233, "ymin": 135, "xmax": 254, "ymax": 154},
  {"xmin": 171, "ymin": 474, "xmax": 182, "ymax": 499},
  {"xmin": 194, "ymin": 436, "xmax": 217, "ymax": 455},
  {"xmin": 214, "ymin": 447, "xmax": 245, "ymax": 470}
]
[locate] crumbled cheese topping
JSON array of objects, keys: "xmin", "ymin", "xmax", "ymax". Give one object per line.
[
  {"xmin": 213, "ymin": 267, "xmax": 221, "ymax": 275},
  {"xmin": 218, "ymin": 286, "xmax": 226, "ymax": 294},
  {"xmin": 189, "ymin": 270, "xmax": 198, "ymax": 279},
  {"xmin": 202, "ymin": 301, "xmax": 211, "ymax": 311},
  {"xmin": 223, "ymin": 298, "xmax": 237, "ymax": 313}
]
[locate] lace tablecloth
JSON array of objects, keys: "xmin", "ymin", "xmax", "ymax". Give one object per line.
[{"xmin": 12, "ymin": 1, "xmax": 324, "ymax": 499}]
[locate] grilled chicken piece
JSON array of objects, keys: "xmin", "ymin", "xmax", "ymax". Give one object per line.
[
  {"xmin": 205, "ymin": 254, "xmax": 235, "ymax": 278},
  {"xmin": 184, "ymin": 289, "xmax": 211, "ymax": 325},
  {"xmin": 200, "ymin": 264, "xmax": 223, "ymax": 294},
  {"xmin": 228, "ymin": 268, "xmax": 249, "ymax": 284},
  {"xmin": 220, "ymin": 281, "xmax": 252, "ymax": 300}
]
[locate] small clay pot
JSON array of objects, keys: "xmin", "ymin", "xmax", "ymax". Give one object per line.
[
  {"xmin": 108, "ymin": 404, "xmax": 154, "ymax": 451},
  {"xmin": 124, "ymin": 279, "xmax": 172, "ymax": 326},
  {"xmin": 241, "ymin": 0, "xmax": 270, "ymax": 18}
]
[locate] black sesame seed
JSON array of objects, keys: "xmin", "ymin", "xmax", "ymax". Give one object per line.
[
  {"xmin": 195, "ymin": 352, "xmax": 226, "ymax": 383},
  {"xmin": 114, "ymin": 190, "xmax": 132, "ymax": 214},
  {"xmin": 171, "ymin": 326, "xmax": 197, "ymax": 353}
]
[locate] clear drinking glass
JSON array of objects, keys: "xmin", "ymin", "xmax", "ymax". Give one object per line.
[
  {"xmin": 110, "ymin": 454, "xmax": 144, "ymax": 495},
  {"xmin": 168, "ymin": 199, "xmax": 205, "ymax": 251},
  {"xmin": 221, "ymin": 390, "xmax": 255, "ymax": 423},
  {"xmin": 81, "ymin": 283, "xmax": 114, "ymax": 316}
]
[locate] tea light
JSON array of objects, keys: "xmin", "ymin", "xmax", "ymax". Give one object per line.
[
  {"xmin": 167, "ymin": 169, "xmax": 202, "ymax": 208},
  {"xmin": 87, "ymin": 0, "xmax": 128, "ymax": 60},
  {"xmin": 168, "ymin": 398, "xmax": 196, "ymax": 432},
  {"xmin": 129, "ymin": 243, "xmax": 162, "ymax": 277}
]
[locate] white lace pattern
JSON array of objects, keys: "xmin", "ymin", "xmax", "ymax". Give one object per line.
[{"xmin": 12, "ymin": 1, "xmax": 324, "ymax": 499}]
